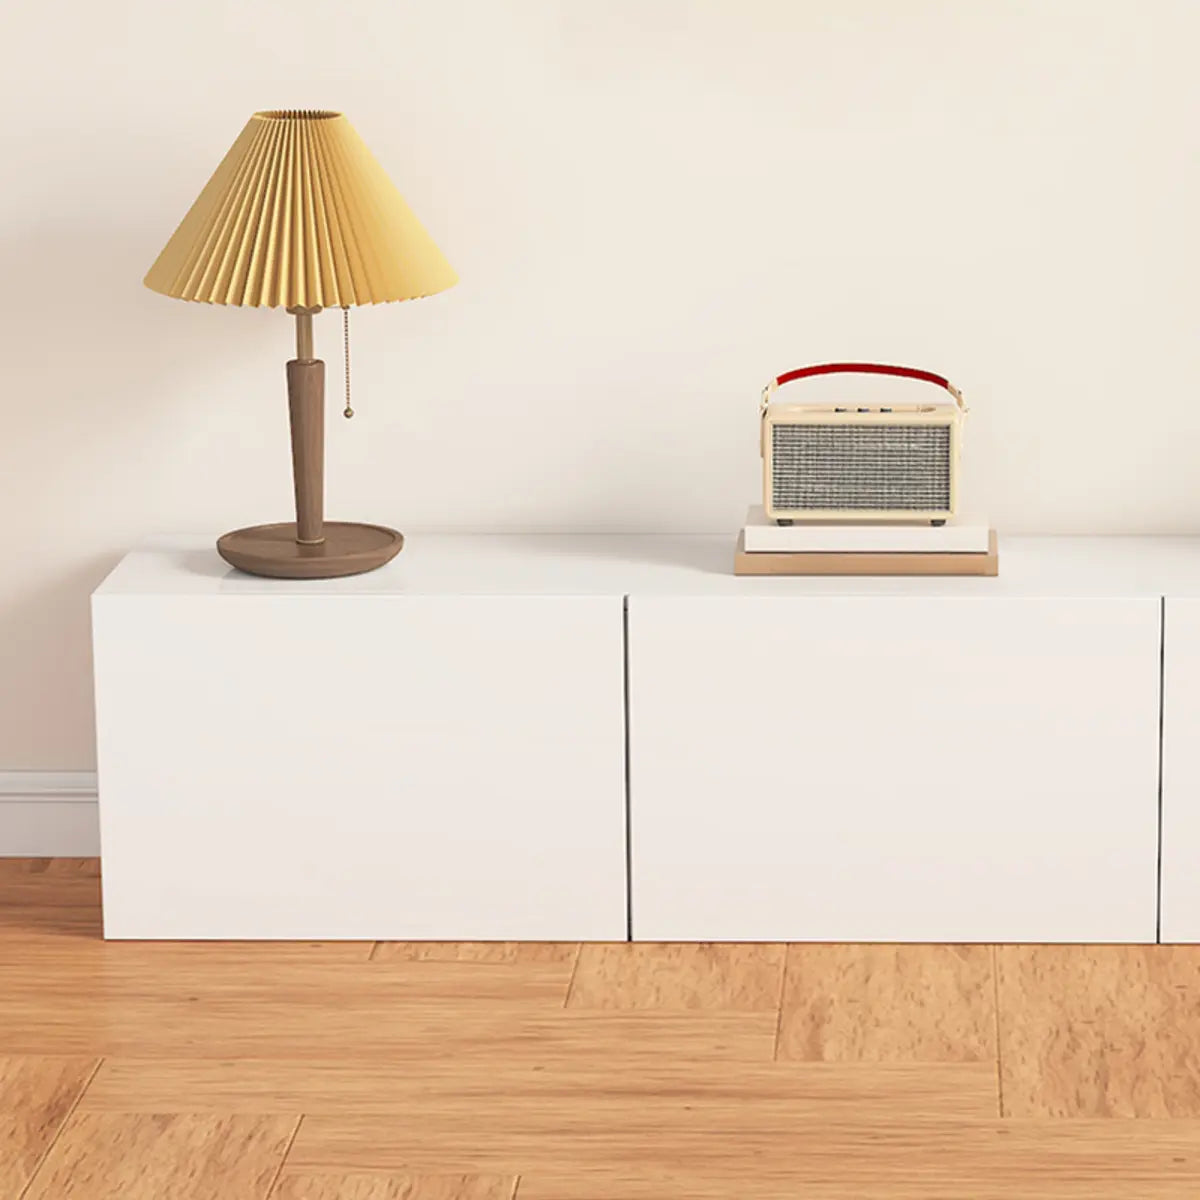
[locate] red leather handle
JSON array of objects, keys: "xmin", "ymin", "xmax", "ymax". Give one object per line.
[{"xmin": 776, "ymin": 363, "xmax": 953, "ymax": 392}]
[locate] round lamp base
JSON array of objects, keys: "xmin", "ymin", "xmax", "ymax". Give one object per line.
[{"xmin": 217, "ymin": 522, "xmax": 404, "ymax": 580}]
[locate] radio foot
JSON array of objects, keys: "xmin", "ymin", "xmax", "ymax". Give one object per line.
[
  {"xmin": 776, "ymin": 519, "xmax": 795, "ymax": 527},
  {"xmin": 931, "ymin": 519, "xmax": 947, "ymax": 527}
]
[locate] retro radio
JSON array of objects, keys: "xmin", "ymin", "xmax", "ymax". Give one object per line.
[{"xmin": 760, "ymin": 362, "xmax": 967, "ymax": 526}]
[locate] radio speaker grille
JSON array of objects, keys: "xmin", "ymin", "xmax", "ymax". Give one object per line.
[{"xmin": 771, "ymin": 424, "xmax": 951, "ymax": 511}]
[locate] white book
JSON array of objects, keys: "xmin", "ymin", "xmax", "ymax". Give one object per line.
[{"xmin": 742, "ymin": 506, "xmax": 991, "ymax": 554}]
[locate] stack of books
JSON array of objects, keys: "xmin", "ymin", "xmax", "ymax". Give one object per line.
[{"xmin": 734, "ymin": 507, "xmax": 998, "ymax": 576}]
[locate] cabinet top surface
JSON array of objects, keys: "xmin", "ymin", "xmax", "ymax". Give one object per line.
[{"xmin": 93, "ymin": 534, "xmax": 1200, "ymax": 599}]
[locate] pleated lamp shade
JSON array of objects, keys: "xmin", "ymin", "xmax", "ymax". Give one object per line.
[{"xmin": 144, "ymin": 110, "xmax": 457, "ymax": 308}]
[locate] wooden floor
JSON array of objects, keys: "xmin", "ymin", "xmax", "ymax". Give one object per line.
[{"xmin": 2, "ymin": 861, "xmax": 1200, "ymax": 1198}]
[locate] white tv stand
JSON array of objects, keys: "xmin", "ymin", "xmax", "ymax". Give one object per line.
[{"xmin": 92, "ymin": 534, "xmax": 1200, "ymax": 943}]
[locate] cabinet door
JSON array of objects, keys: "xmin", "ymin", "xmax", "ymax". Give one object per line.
[
  {"xmin": 628, "ymin": 596, "xmax": 1160, "ymax": 942},
  {"xmin": 1162, "ymin": 598, "xmax": 1200, "ymax": 942},
  {"xmin": 94, "ymin": 594, "xmax": 627, "ymax": 940}
]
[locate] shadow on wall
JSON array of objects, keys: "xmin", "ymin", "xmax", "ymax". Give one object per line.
[{"xmin": 0, "ymin": 221, "xmax": 271, "ymax": 767}]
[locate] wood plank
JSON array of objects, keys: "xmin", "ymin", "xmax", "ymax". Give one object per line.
[
  {"xmin": 288, "ymin": 1063, "xmax": 996, "ymax": 1175},
  {"xmin": 22, "ymin": 1112, "xmax": 297, "ymax": 1199},
  {"xmin": 0, "ymin": 956, "xmax": 585, "ymax": 1058},
  {"xmin": 0, "ymin": 1056, "xmax": 98, "ymax": 1195},
  {"xmin": 997, "ymin": 945, "xmax": 1200, "ymax": 1116},
  {"xmin": 0, "ymin": 938, "xmax": 373, "ymax": 968},
  {"xmin": 0, "ymin": 857, "xmax": 99, "ymax": 877},
  {"xmin": 0, "ymin": 905, "xmax": 103, "ymax": 942},
  {"xmin": 733, "ymin": 529, "xmax": 999, "ymax": 576},
  {"xmin": 80, "ymin": 1012, "xmax": 779, "ymax": 1112},
  {"xmin": 567, "ymin": 943, "xmax": 785, "ymax": 1011},
  {"xmin": 0, "ymin": 858, "xmax": 101, "ymax": 906},
  {"xmin": 271, "ymin": 1172, "xmax": 516, "ymax": 1199},
  {"xmin": 376, "ymin": 943, "xmax": 579, "ymax": 966},
  {"xmin": 81, "ymin": 1057, "xmax": 992, "ymax": 1119},
  {"xmin": 432, "ymin": 1121, "xmax": 1200, "ymax": 1200},
  {"xmin": 777, "ymin": 945, "xmax": 996, "ymax": 1062},
  {"xmin": 373, "ymin": 943, "xmax": 579, "ymax": 990},
  {"xmin": 294, "ymin": 1116, "xmax": 1200, "ymax": 1193}
]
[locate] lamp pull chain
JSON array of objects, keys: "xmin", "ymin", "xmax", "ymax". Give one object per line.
[{"xmin": 342, "ymin": 307, "xmax": 354, "ymax": 419}]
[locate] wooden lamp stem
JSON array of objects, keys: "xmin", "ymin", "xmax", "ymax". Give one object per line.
[
  {"xmin": 214, "ymin": 305, "xmax": 404, "ymax": 579},
  {"xmin": 294, "ymin": 309, "xmax": 315, "ymax": 360},
  {"xmin": 288, "ymin": 308, "xmax": 324, "ymax": 546}
]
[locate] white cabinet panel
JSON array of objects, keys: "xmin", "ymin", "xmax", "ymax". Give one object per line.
[
  {"xmin": 628, "ymin": 596, "xmax": 1161, "ymax": 942},
  {"xmin": 93, "ymin": 594, "xmax": 626, "ymax": 939},
  {"xmin": 1161, "ymin": 598, "xmax": 1200, "ymax": 942}
]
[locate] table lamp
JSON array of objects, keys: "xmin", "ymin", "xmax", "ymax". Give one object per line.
[{"xmin": 144, "ymin": 110, "xmax": 457, "ymax": 579}]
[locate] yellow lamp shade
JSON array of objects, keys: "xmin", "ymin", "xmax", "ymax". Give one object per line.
[{"xmin": 145, "ymin": 110, "xmax": 457, "ymax": 308}]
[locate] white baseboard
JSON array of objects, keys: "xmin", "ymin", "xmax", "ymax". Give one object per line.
[{"xmin": 0, "ymin": 772, "xmax": 99, "ymax": 856}]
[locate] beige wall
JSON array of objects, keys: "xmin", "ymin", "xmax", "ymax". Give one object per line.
[{"xmin": 2, "ymin": 0, "xmax": 1199, "ymax": 768}]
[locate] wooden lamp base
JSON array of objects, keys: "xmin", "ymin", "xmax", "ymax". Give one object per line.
[
  {"xmin": 219, "ymin": 308, "xmax": 405, "ymax": 581},
  {"xmin": 217, "ymin": 521, "xmax": 404, "ymax": 580}
]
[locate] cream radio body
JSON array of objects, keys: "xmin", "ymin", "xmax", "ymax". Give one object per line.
[{"xmin": 760, "ymin": 363, "xmax": 967, "ymax": 525}]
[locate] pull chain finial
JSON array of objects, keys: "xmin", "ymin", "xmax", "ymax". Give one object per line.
[{"xmin": 342, "ymin": 307, "xmax": 354, "ymax": 419}]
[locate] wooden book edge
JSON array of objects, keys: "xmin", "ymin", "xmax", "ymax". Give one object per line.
[{"xmin": 733, "ymin": 529, "xmax": 1000, "ymax": 577}]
